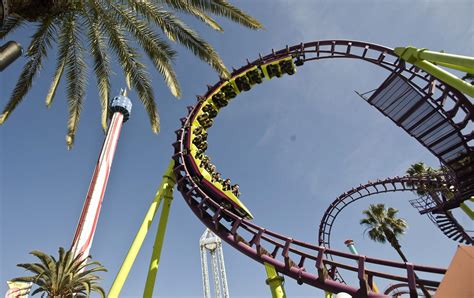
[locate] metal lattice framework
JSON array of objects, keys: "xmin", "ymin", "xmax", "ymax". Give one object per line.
[
  {"xmin": 172, "ymin": 40, "xmax": 473, "ymax": 297},
  {"xmin": 319, "ymin": 175, "xmax": 473, "ymax": 247},
  {"xmin": 200, "ymin": 229, "xmax": 230, "ymax": 298},
  {"xmin": 383, "ymin": 283, "xmax": 438, "ymax": 297},
  {"xmin": 318, "ymin": 175, "xmax": 473, "ymax": 285}
]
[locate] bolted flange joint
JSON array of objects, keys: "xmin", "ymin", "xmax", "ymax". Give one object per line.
[{"xmin": 110, "ymin": 90, "xmax": 132, "ymax": 122}]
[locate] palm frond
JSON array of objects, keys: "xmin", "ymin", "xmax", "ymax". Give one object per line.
[
  {"xmin": 17, "ymin": 263, "xmax": 48, "ymax": 276},
  {"xmin": 31, "ymin": 287, "xmax": 46, "ymax": 296},
  {"xmin": 131, "ymin": 0, "xmax": 229, "ymax": 78},
  {"xmin": 84, "ymin": 7, "xmax": 111, "ymax": 132},
  {"xmin": 63, "ymin": 14, "xmax": 87, "ymax": 149},
  {"xmin": 11, "ymin": 276, "xmax": 38, "ymax": 283},
  {"xmin": 185, "ymin": 5, "xmax": 223, "ymax": 31},
  {"xmin": 0, "ymin": 15, "xmax": 25, "ymax": 38},
  {"xmin": 162, "ymin": 0, "xmax": 263, "ymax": 29},
  {"xmin": 45, "ymin": 17, "xmax": 70, "ymax": 108},
  {"xmin": 0, "ymin": 16, "xmax": 56, "ymax": 124},
  {"xmin": 93, "ymin": 285, "xmax": 106, "ymax": 298},
  {"xmin": 30, "ymin": 250, "xmax": 56, "ymax": 277},
  {"xmin": 139, "ymin": 0, "xmax": 223, "ymax": 31},
  {"xmin": 90, "ymin": 0, "xmax": 159, "ymax": 133},
  {"xmin": 109, "ymin": 3, "xmax": 181, "ymax": 97}
]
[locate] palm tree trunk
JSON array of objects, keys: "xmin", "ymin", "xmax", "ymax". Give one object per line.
[{"xmin": 390, "ymin": 239, "xmax": 432, "ymax": 297}]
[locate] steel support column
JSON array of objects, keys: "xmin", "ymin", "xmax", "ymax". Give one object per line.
[
  {"xmin": 108, "ymin": 160, "xmax": 175, "ymax": 297},
  {"xmin": 264, "ymin": 262, "xmax": 286, "ymax": 298}
]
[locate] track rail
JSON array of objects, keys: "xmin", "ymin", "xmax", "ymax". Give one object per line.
[
  {"xmin": 319, "ymin": 176, "xmax": 473, "ymax": 250},
  {"xmin": 172, "ymin": 40, "xmax": 473, "ymax": 296},
  {"xmin": 318, "ymin": 175, "xmax": 473, "ymax": 285}
]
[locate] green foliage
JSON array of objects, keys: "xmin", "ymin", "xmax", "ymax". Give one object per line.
[
  {"xmin": 360, "ymin": 203, "xmax": 407, "ymax": 249},
  {"xmin": 11, "ymin": 247, "xmax": 106, "ymax": 297},
  {"xmin": 0, "ymin": 0, "xmax": 262, "ymax": 148},
  {"xmin": 405, "ymin": 162, "xmax": 454, "ymax": 198}
]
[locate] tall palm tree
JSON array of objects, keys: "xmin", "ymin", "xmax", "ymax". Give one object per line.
[
  {"xmin": 360, "ymin": 204, "xmax": 408, "ymax": 261},
  {"xmin": 0, "ymin": 0, "xmax": 262, "ymax": 148},
  {"xmin": 11, "ymin": 247, "xmax": 106, "ymax": 297},
  {"xmin": 360, "ymin": 203, "xmax": 431, "ymax": 297}
]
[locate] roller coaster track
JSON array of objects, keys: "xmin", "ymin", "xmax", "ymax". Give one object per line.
[
  {"xmin": 383, "ymin": 283, "xmax": 438, "ymax": 297},
  {"xmin": 319, "ymin": 176, "xmax": 473, "ymax": 248},
  {"xmin": 318, "ymin": 175, "xmax": 473, "ymax": 285},
  {"xmin": 172, "ymin": 40, "xmax": 473, "ymax": 297}
]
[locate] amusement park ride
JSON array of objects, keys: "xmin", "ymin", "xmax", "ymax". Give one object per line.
[{"xmin": 25, "ymin": 40, "xmax": 474, "ymax": 297}]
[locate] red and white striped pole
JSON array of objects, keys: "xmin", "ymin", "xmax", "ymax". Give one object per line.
[{"xmin": 71, "ymin": 89, "xmax": 132, "ymax": 261}]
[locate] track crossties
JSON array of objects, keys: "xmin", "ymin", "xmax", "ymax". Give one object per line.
[
  {"xmin": 172, "ymin": 40, "xmax": 471, "ymax": 297},
  {"xmin": 318, "ymin": 175, "xmax": 473, "ymax": 285}
]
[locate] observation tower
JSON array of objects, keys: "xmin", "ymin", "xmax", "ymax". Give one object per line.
[
  {"xmin": 200, "ymin": 229, "xmax": 230, "ymax": 298},
  {"xmin": 71, "ymin": 89, "xmax": 132, "ymax": 261}
]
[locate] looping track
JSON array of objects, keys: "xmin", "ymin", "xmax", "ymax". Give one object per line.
[
  {"xmin": 318, "ymin": 175, "xmax": 473, "ymax": 285},
  {"xmin": 172, "ymin": 40, "xmax": 473, "ymax": 297},
  {"xmin": 319, "ymin": 176, "xmax": 472, "ymax": 250}
]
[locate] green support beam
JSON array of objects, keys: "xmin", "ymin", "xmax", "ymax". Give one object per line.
[
  {"xmin": 264, "ymin": 262, "xmax": 286, "ymax": 298},
  {"xmin": 108, "ymin": 160, "xmax": 175, "ymax": 298},
  {"xmin": 394, "ymin": 46, "xmax": 474, "ymax": 97},
  {"xmin": 143, "ymin": 185, "xmax": 174, "ymax": 297}
]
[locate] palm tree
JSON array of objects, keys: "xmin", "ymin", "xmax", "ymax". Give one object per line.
[
  {"xmin": 11, "ymin": 247, "xmax": 106, "ymax": 297},
  {"xmin": 405, "ymin": 162, "xmax": 441, "ymax": 197},
  {"xmin": 0, "ymin": 0, "xmax": 262, "ymax": 148},
  {"xmin": 360, "ymin": 204, "xmax": 431, "ymax": 297},
  {"xmin": 405, "ymin": 162, "xmax": 455, "ymax": 202}
]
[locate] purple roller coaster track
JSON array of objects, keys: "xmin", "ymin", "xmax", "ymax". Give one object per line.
[{"xmin": 172, "ymin": 40, "xmax": 473, "ymax": 297}]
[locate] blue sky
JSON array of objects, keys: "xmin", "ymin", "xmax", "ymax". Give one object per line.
[{"xmin": 1, "ymin": 0, "xmax": 473, "ymax": 297}]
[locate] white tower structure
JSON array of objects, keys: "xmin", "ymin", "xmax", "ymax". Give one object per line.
[{"xmin": 200, "ymin": 229, "xmax": 230, "ymax": 298}]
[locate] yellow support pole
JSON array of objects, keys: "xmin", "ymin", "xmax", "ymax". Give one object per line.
[
  {"xmin": 432, "ymin": 61, "xmax": 474, "ymax": 74},
  {"xmin": 415, "ymin": 50, "xmax": 474, "ymax": 72},
  {"xmin": 143, "ymin": 184, "xmax": 175, "ymax": 297},
  {"xmin": 325, "ymin": 291, "xmax": 334, "ymax": 298},
  {"xmin": 264, "ymin": 262, "xmax": 286, "ymax": 298},
  {"xmin": 394, "ymin": 46, "xmax": 474, "ymax": 97},
  {"xmin": 108, "ymin": 160, "xmax": 175, "ymax": 298}
]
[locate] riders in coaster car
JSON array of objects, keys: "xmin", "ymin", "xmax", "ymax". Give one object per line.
[
  {"xmin": 279, "ymin": 59, "xmax": 296, "ymax": 75},
  {"xmin": 235, "ymin": 75, "xmax": 252, "ymax": 92},
  {"xmin": 221, "ymin": 84, "xmax": 237, "ymax": 99},
  {"xmin": 247, "ymin": 68, "xmax": 263, "ymax": 84},
  {"xmin": 212, "ymin": 91, "xmax": 229, "ymax": 108}
]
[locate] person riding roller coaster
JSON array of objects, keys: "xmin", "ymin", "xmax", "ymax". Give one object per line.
[
  {"xmin": 247, "ymin": 69, "xmax": 263, "ymax": 84},
  {"xmin": 222, "ymin": 178, "xmax": 231, "ymax": 191},
  {"xmin": 197, "ymin": 113, "xmax": 214, "ymax": 129},
  {"xmin": 212, "ymin": 91, "xmax": 229, "ymax": 108},
  {"xmin": 200, "ymin": 155, "xmax": 210, "ymax": 168},
  {"xmin": 193, "ymin": 126, "xmax": 204, "ymax": 136},
  {"xmin": 231, "ymin": 184, "xmax": 241, "ymax": 197},
  {"xmin": 235, "ymin": 75, "xmax": 251, "ymax": 91},
  {"xmin": 203, "ymin": 104, "xmax": 218, "ymax": 118},
  {"xmin": 208, "ymin": 164, "xmax": 217, "ymax": 176},
  {"xmin": 211, "ymin": 172, "xmax": 223, "ymax": 184},
  {"xmin": 193, "ymin": 132, "xmax": 208, "ymax": 147},
  {"xmin": 279, "ymin": 60, "xmax": 295, "ymax": 75},
  {"xmin": 195, "ymin": 149, "xmax": 205, "ymax": 160},
  {"xmin": 197, "ymin": 140, "xmax": 208, "ymax": 151}
]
